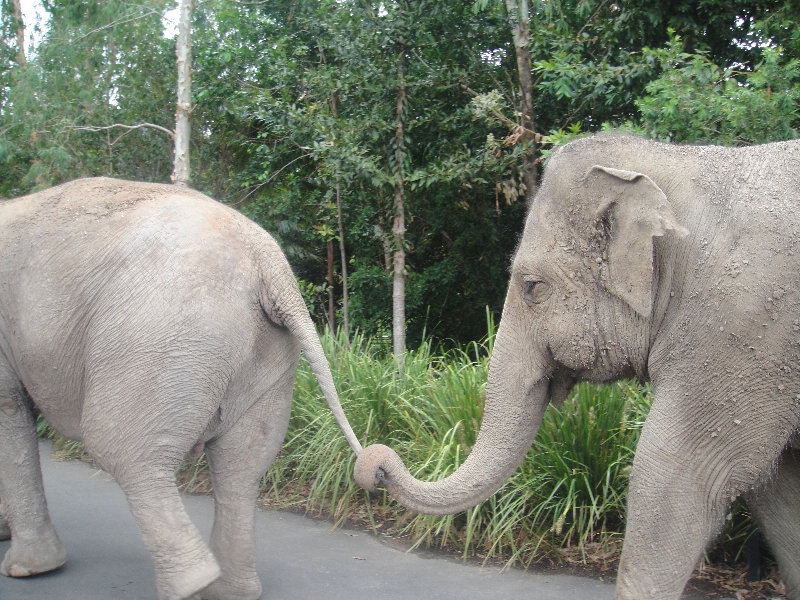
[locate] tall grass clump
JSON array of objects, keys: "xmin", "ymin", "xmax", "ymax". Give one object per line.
[
  {"xmin": 398, "ymin": 380, "xmax": 651, "ymax": 565},
  {"xmin": 262, "ymin": 322, "xmax": 655, "ymax": 567}
]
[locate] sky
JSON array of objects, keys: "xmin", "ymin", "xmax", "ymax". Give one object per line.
[
  {"xmin": 19, "ymin": 0, "xmax": 46, "ymax": 49},
  {"xmin": 16, "ymin": 0, "xmax": 179, "ymax": 53}
]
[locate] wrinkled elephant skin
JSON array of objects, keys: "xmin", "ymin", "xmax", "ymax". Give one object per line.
[
  {"xmin": 0, "ymin": 178, "xmax": 362, "ymax": 600},
  {"xmin": 355, "ymin": 135, "xmax": 800, "ymax": 600}
]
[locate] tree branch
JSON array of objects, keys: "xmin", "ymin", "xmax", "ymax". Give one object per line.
[
  {"xmin": 64, "ymin": 8, "xmax": 162, "ymax": 42},
  {"xmin": 575, "ymin": 0, "xmax": 610, "ymax": 41},
  {"xmin": 231, "ymin": 152, "xmax": 313, "ymax": 205},
  {"xmin": 72, "ymin": 123, "xmax": 175, "ymax": 140}
]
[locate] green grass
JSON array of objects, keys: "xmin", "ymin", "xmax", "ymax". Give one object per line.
[
  {"xmin": 263, "ymin": 325, "xmax": 652, "ymax": 567},
  {"xmin": 35, "ymin": 325, "xmax": 756, "ymax": 570}
]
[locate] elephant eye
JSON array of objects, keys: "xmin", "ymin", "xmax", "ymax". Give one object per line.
[{"xmin": 523, "ymin": 280, "xmax": 551, "ymax": 304}]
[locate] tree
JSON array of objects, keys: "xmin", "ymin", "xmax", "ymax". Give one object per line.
[
  {"xmin": 390, "ymin": 3, "xmax": 409, "ymax": 360},
  {"xmin": 637, "ymin": 33, "xmax": 800, "ymax": 144},
  {"xmin": 189, "ymin": 0, "xmax": 529, "ymax": 347},
  {"xmin": 172, "ymin": 0, "xmax": 192, "ymax": 186},
  {"xmin": 8, "ymin": 0, "xmax": 24, "ymax": 66},
  {"xmin": 10, "ymin": 0, "xmax": 796, "ymax": 348},
  {"xmin": 0, "ymin": 0, "xmax": 175, "ymax": 197},
  {"xmin": 505, "ymin": 0, "xmax": 536, "ymax": 196}
]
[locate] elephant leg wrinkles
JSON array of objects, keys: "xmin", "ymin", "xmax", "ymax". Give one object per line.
[
  {"xmin": 198, "ymin": 365, "xmax": 295, "ymax": 600},
  {"xmin": 80, "ymin": 369, "xmax": 223, "ymax": 600},
  {"xmin": 0, "ymin": 384, "xmax": 66, "ymax": 577},
  {"xmin": 615, "ymin": 382, "xmax": 797, "ymax": 600},
  {"xmin": 747, "ymin": 448, "xmax": 800, "ymax": 600}
]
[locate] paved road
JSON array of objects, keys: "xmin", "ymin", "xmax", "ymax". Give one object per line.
[{"xmin": 0, "ymin": 442, "xmax": 725, "ymax": 600}]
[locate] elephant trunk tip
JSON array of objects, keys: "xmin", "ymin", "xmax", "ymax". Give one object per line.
[{"xmin": 354, "ymin": 444, "xmax": 400, "ymax": 493}]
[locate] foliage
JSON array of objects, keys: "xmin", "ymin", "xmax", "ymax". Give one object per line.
[
  {"xmin": 637, "ymin": 33, "xmax": 800, "ymax": 144},
  {"xmin": 36, "ymin": 415, "xmax": 91, "ymax": 461},
  {"xmin": 188, "ymin": 0, "xmax": 530, "ymax": 346},
  {"xmin": 5, "ymin": 0, "xmax": 800, "ymax": 344},
  {"xmin": 0, "ymin": 0, "xmax": 175, "ymax": 198}
]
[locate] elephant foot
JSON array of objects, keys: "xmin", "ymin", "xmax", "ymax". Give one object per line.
[
  {"xmin": 156, "ymin": 550, "xmax": 221, "ymax": 600},
  {"xmin": 196, "ymin": 572, "xmax": 262, "ymax": 600},
  {"xmin": 0, "ymin": 529, "xmax": 66, "ymax": 577}
]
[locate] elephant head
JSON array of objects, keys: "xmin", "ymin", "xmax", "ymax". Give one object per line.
[{"xmin": 354, "ymin": 139, "xmax": 688, "ymax": 515}]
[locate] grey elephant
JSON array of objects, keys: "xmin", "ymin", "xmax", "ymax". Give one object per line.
[
  {"xmin": 355, "ymin": 134, "xmax": 800, "ymax": 600},
  {"xmin": 0, "ymin": 178, "xmax": 362, "ymax": 600}
]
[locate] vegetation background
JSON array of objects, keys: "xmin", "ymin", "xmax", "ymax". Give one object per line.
[{"xmin": 4, "ymin": 0, "xmax": 799, "ymax": 596}]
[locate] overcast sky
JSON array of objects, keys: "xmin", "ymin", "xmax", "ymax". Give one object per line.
[
  {"xmin": 19, "ymin": 0, "xmax": 46, "ymax": 49},
  {"xmin": 16, "ymin": 0, "xmax": 178, "ymax": 53}
]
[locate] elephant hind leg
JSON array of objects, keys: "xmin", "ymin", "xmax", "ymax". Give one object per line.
[
  {"xmin": 110, "ymin": 467, "xmax": 220, "ymax": 600},
  {"xmin": 83, "ymin": 426, "xmax": 221, "ymax": 599},
  {"xmin": 0, "ymin": 353, "xmax": 65, "ymax": 575},
  {"xmin": 747, "ymin": 447, "xmax": 800, "ymax": 600},
  {"xmin": 0, "ymin": 390, "xmax": 66, "ymax": 577},
  {"xmin": 80, "ymin": 386, "xmax": 222, "ymax": 599},
  {"xmin": 197, "ymin": 376, "xmax": 294, "ymax": 600}
]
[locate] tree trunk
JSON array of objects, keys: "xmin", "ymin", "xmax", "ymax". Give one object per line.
[
  {"xmin": 327, "ymin": 238, "xmax": 335, "ymax": 331},
  {"xmin": 392, "ymin": 46, "xmax": 407, "ymax": 363},
  {"xmin": 335, "ymin": 182, "xmax": 350, "ymax": 341},
  {"xmin": 330, "ymin": 89, "xmax": 350, "ymax": 342},
  {"xmin": 505, "ymin": 0, "xmax": 537, "ymax": 198},
  {"xmin": 172, "ymin": 0, "xmax": 193, "ymax": 187},
  {"xmin": 105, "ymin": 30, "xmax": 115, "ymax": 176},
  {"xmin": 10, "ymin": 0, "xmax": 25, "ymax": 66}
]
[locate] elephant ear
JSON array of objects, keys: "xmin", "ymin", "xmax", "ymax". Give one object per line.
[{"xmin": 588, "ymin": 165, "xmax": 689, "ymax": 318}]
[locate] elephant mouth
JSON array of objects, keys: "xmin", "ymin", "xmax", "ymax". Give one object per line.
[{"xmin": 547, "ymin": 368, "xmax": 576, "ymax": 408}]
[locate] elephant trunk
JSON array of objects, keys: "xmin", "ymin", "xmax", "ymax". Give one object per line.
[{"xmin": 354, "ymin": 317, "xmax": 550, "ymax": 515}]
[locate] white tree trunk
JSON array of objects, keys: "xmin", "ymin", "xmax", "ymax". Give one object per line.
[
  {"xmin": 10, "ymin": 0, "xmax": 25, "ymax": 67},
  {"xmin": 392, "ymin": 48, "xmax": 407, "ymax": 363},
  {"xmin": 172, "ymin": 0, "xmax": 193, "ymax": 187}
]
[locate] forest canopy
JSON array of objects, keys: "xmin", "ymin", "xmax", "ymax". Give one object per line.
[{"xmin": 2, "ymin": 0, "xmax": 799, "ymax": 347}]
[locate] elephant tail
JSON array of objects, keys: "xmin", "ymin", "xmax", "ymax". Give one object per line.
[{"xmin": 258, "ymin": 244, "xmax": 363, "ymax": 456}]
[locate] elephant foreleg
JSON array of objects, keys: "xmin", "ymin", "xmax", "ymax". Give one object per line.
[
  {"xmin": 0, "ymin": 391, "xmax": 66, "ymax": 577},
  {"xmin": 615, "ymin": 442, "xmax": 724, "ymax": 600},
  {"xmin": 198, "ymin": 377, "xmax": 294, "ymax": 600},
  {"xmin": 615, "ymin": 391, "xmax": 792, "ymax": 600},
  {"xmin": 747, "ymin": 447, "xmax": 800, "ymax": 600}
]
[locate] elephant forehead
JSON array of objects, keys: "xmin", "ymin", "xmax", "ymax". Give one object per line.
[
  {"xmin": 528, "ymin": 186, "xmax": 598, "ymax": 236},
  {"xmin": 513, "ymin": 242, "xmax": 586, "ymax": 280},
  {"xmin": 520, "ymin": 210, "xmax": 592, "ymax": 259}
]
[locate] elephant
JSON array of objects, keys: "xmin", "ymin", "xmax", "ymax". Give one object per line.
[
  {"xmin": 0, "ymin": 177, "xmax": 362, "ymax": 600},
  {"xmin": 355, "ymin": 134, "xmax": 800, "ymax": 600}
]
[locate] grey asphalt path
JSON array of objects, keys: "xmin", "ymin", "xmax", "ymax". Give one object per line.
[{"xmin": 0, "ymin": 443, "xmax": 724, "ymax": 600}]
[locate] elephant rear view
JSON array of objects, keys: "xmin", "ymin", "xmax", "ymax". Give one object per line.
[
  {"xmin": 355, "ymin": 134, "xmax": 800, "ymax": 600},
  {"xmin": 0, "ymin": 177, "xmax": 362, "ymax": 600}
]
